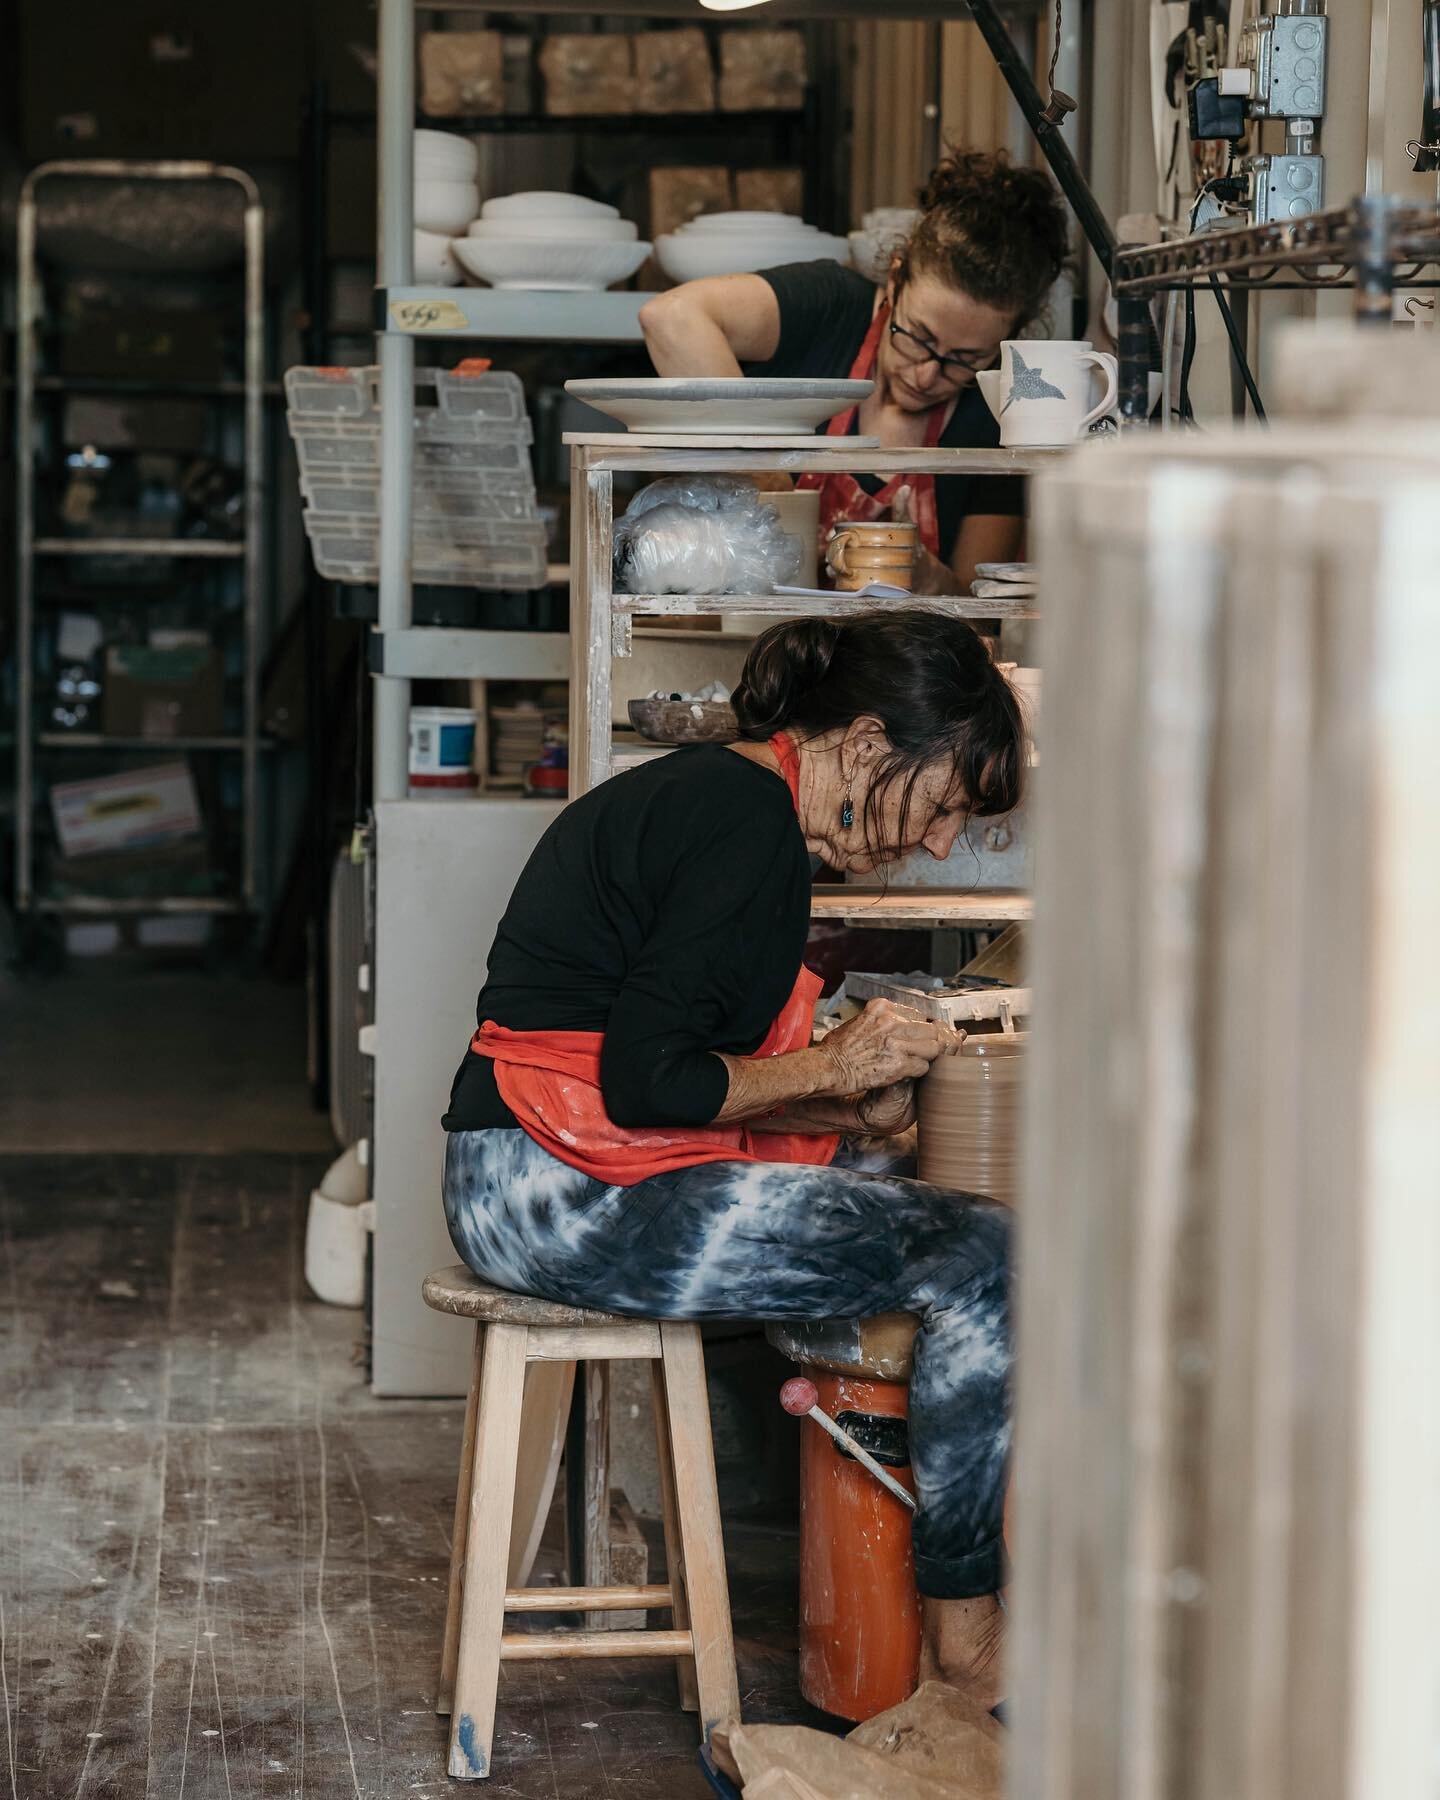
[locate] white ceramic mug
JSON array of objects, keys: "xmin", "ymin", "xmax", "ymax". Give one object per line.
[{"xmin": 975, "ymin": 340, "xmax": 1119, "ymax": 446}]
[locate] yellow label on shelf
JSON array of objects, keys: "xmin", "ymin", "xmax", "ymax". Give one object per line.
[{"xmin": 388, "ymin": 297, "xmax": 468, "ymax": 333}]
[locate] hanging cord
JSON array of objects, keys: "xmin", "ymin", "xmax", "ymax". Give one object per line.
[
  {"xmin": 1182, "ymin": 164, "xmax": 1267, "ymax": 422},
  {"xmin": 1179, "ymin": 287, "xmax": 1198, "ymax": 422},
  {"xmin": 1161, "ymin": 288, "xmax": 1180, "ymax": 430},
  {"xmin": 1208, "ymin": 275, "xmax": 1267, "ymax": 419},
  {"xmin": 1048, "ymin": 0, "xmax": 1063, "ymax": 95}
]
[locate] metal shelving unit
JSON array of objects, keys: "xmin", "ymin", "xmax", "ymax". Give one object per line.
[
  {"xmin": 1112, "ymin": 194, "xmax": 1440, "ymax": 419},
  {"xmin": 567, "ymin": 430, "xmax": 1063, "ymax": 926},
  {"xmin": 14, "ymin": 160, "xmax": 266, "ymax": 916}
]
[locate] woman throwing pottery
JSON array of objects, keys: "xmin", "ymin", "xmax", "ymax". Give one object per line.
[
  {"xmin": 443, "ymin": 609, "xmax": 1023, "ymax": 1705},
  {"xmin": 640, "ymin": 150, "xmax": 1069, "ymax": 594}
]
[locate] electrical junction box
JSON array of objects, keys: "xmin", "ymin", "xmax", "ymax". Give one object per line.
[
  {"xmin": 1248, "ymin": 151, "xmax": 1326, "ymax": 222},
  {"xmin": 1245, "ymin": 13, "xmax": 1328, "ymax": 119}
]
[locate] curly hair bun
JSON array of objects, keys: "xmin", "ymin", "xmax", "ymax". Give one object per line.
[
  {"xmin": 903, "ymin": 148, "xmax": 1069, "ymax": 329},
  {"xmin": 731, "ymin": 618, "xmax": 842, "ymax": 741}
]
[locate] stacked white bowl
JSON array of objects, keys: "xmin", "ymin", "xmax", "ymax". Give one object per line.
[
  {"xmin": 847, "ymin": 207, "xmax": 921, "ymax": 282},
  {"xmin": 415, "ymin": 129, "xmax": 480, "ymax": 239},
  {"xmin": 451, "ymin": 192, "xmax": 651, "ymax": 292},
  {"xmin": 655, "ymin": 211, "xmax": 851, "ymax": 285}
]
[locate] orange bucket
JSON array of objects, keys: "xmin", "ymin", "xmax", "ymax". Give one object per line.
[{"xmin": 796, "ymin": 1368, "xmax": 920, "ymax": 1720}]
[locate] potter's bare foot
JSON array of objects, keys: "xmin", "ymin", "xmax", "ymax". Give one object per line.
[{"xmin": 916, "ymin": 1594, "xmax": 1006, "ymax": 1710}]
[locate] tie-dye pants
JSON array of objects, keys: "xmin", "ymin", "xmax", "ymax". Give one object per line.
[{"xmin": 442, "ymin": 1127, "xmax": 1010, "ymax": 1599}]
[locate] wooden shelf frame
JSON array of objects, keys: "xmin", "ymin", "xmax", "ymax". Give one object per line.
[{"xmin": 568, "ymin": 434, "xmax": 1050, "ymax": 926}]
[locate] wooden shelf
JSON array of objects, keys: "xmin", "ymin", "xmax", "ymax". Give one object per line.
[
  {"xmin": 617, "ymin": 591, "xmax": 1037, "ymax": 622},
  {"xmin": 570, "ymin": 439, "xmax": 1066, "ymax": 477},
  {"xmin": 810, "ymin": 887, "xmax": 1032, "ymax": 926}
]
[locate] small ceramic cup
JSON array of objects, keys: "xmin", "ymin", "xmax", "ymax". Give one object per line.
[{"xmin": 825, "ymin": 520, "xmax": 917, "ymax": 592}]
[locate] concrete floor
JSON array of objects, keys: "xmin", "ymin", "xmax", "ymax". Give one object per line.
[{"xmin": 0, "ymin": 972, "xmax": 818, "ymax": 1798}]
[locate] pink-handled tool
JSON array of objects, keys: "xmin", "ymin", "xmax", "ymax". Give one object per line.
[{"xmin": 779, "ymin": 1376, "xmax": 917, "ymax": 1511}]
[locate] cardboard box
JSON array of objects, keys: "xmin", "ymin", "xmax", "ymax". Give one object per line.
[
  {"xmin": 634, "ymin": 29, "xmax": 715, "ymax": 114},
  {"xmin": 50, "ymin": 762, "xmax": 202, "ymax": 859},
  {"xmin": 103, "ymin": 645, "xmax": 224, "ymax": 740},
  {"xmin": 539, "ymin": 33, "xmax": 634, "ymax": 116},
  {"xmin": 420, "ymin": 30, "xmax": 504, "ymax": 117},
  {"xmin": 648, "ymin": 166, "xmax": 733, "ymax": 240},
  {"xmin": 719, "ymin": 28, "xmax": 807, "ymax": 112},
  {"xmin": 736, "ymin": 168, "xmax": 805, "ymax": 217}
]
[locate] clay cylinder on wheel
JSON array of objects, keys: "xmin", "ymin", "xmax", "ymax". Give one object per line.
[{"xmin": 916, "ymin": 1034, "xmax": 1027, "ymax": 1204}]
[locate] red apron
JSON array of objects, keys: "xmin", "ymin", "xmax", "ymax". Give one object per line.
[
  {"xmin": 470, "ymin": 733, "xmax": 840, "ymax": 1185},
  {"xmin": 797, "ymin": 300, "xmax": 946, "ymax": 561}
]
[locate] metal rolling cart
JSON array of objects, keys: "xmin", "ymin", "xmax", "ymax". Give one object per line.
[{"xmin": 13, "ymin": 160, "xmax": 266, "ymax": 920}]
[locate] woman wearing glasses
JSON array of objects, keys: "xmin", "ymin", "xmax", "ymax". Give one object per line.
[{"xmin": 640, "ymin": 150, "xmax": 1069, "ymax": 594}]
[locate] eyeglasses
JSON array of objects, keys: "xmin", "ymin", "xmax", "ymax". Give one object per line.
[{"xmin": 887, "ymin": 315, "xmax": 995, "ymax": 380}]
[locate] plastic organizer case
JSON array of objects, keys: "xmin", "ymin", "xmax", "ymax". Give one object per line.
[
  {"xmin": 301, "ymin": 469, "xmax": 538, "ymax": 523},
  {"xmin": 302, "ymin": 516, "xmax": 548, "ymax": 588},
  {"xmin": 285, "ymin": 364, "xmax": 545, "ymax": 587}
]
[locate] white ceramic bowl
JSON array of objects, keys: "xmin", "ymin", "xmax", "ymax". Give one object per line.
[
  {"xmin": 415, "ymin": 129, "xmax": 479, "ymax": 174},
  {"xmin": 414, "ymin": 228, "xmax": 461, "ymax": 287},
  {"xmin": 467, "ymin": 215, "xmax": 637, "ymax": 242},
  {"xmin": 565, "ymin": 376, "xmax": 873, "ymax": 436},
  {"xmin": 452, "ymin": 235, "xmax": 651, "ymax": 291},
  {"xmin": 415, "ymin": 178, "xmax": 480, "ymax": 236},
  {"xmin": 480, "ymin": 191, "xmax": 620, "ymax": 222},
  {"xmin": 681, "ymin": 211, "xmax": 810, "ymax": 234},
  {"xmin": 655, "ymin": 231, "xmax": 849, "ymax": 284}
]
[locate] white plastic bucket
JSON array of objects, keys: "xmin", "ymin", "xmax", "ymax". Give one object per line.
[{"xmin": 409, "ymin": 705, "xmax": 478, "ymax": 791}]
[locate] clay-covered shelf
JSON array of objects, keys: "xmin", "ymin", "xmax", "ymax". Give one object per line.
[
  {"xmin": 569, "ymin": 430, "xmax": 1048, "ymax": 931},
  {"xmin": 810, "ymin": 887, "xmax": 1033, "ymax": 926}
]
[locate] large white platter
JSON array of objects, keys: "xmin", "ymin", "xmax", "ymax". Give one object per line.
[{"xmin": 565, "ymin": 376, "xmax": 873, "ymax": 435}]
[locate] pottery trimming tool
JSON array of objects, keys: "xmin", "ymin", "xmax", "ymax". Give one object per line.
[
  {"xmin": 845, "ymin": 972, "xmax": 1031, "ymax": 1034},
  {"xmin": 779, "ymin": 1377, "xmax": 917, "ymax": 1512}
]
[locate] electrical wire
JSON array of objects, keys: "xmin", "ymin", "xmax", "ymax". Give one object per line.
[
  {"xmin": 1161, "ymin": 288, "xmax": 1179, "ymax": 430},
  {"xmin": 1048, "ymin": 0, "xmax": 1063, "ymax": 94},
  {"xmin": 1179, "ymin": 286, "xmax": 1198, "ymax": 422},
  {"xmin": 1208, "ymin": 274, "xmax": 1267, "ymax": 418}
]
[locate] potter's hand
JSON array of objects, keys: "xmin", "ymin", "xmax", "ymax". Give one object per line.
[
  {"xmin": 817, "ymin": 999, "xmax": 955, "ymax": 1093},
  {"xmin": 855, "ymin": 1079, "xmax": 917, "ymax": 1136},
  {"xmin": 891, "ymin": 486, "xmax": 954, "ymax": 596}
]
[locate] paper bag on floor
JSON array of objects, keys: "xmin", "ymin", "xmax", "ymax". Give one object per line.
[{"xmin": 721, "ymin": 1681, "xmax": 1003, "ymax": 1800}]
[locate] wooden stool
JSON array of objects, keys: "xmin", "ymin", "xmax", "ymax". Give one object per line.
[{"xmin": 422, "ymin": 1264, "xmax": 741, "ymax": 1782}]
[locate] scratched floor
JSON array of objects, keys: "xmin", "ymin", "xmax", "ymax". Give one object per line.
[{"xmin": 0, "ymin": 1150, "xmax": 816, "ymax": 1799}]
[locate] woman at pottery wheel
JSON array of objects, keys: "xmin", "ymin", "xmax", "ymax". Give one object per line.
[
  {"xmin": 442, "ymin": 609, "xmax": 1022, "ymax": 1704},
  {"xmin": 639, "ymin": 150, "xmax": 1069, "ymax": 593}
]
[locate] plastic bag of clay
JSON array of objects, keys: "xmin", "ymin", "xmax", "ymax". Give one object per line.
[{"xmin": 613, "ymin": 475, "xmax": 803, "ymax": 595}]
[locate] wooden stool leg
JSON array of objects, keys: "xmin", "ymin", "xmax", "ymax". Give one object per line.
[
  {"xmin": 651, "ymin": 1359, "xmax": 699, "ymax": 1711},
  {"xmin": 659, "ymin": 1323, "xmax": 740, "ymax": 1735},
  {"xmin": 448, "ymin": 1322, "xmax": 528, "ymax": 1781},
  {"xmin": 438, "ymin": 1323, "xmax": 484, "ymax": 1717}
]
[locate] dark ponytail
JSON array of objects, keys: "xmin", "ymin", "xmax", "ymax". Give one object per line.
[{"xmin": 732, "ymin": 608, "xmax": 1024, "ymax": 835}]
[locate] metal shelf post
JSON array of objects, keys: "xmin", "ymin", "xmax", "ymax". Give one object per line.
[{"xmin": 375, "ymin": 0, "xmax": 416, "ymax": 804}]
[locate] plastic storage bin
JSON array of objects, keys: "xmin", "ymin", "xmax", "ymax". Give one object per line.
[{"xmin": 285, "ymin": 364, "xmax": 545, "ymax": 588}]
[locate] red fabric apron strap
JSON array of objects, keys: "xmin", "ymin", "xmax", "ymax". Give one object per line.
[
  {"xmin": 470, "ymin": 733, "xmax": 839, "ymax": 1185},
  {"xmin": 796, "ymin": 300, "xmax": 944, "ymax": 561}
]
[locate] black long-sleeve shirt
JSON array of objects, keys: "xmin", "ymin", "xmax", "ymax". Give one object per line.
[{"xmin": 442, "ymin": 746, "xmax": 813, "ymax": 1132}]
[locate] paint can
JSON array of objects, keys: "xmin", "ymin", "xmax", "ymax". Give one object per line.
[{"xmin": 409, "ymin": 705, "xmax": 478, "ymax": 794}]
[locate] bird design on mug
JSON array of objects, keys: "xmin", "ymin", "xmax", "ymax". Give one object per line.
[{"xmin": 1001, "ymin": 347, "xmax": 1066, "ymax": 412}]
